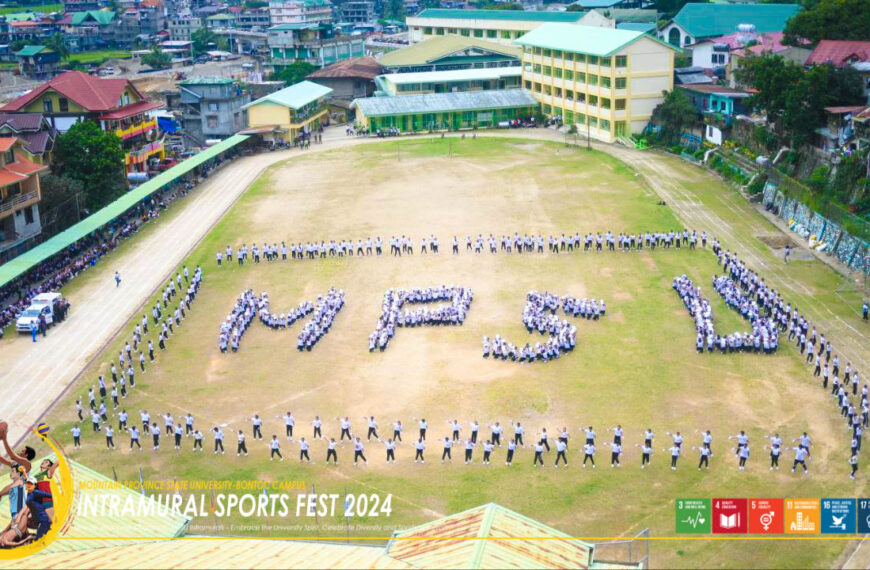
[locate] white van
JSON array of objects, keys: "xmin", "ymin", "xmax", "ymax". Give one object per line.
[{"xmin": 16, "ymin": 293, "xmax": 62, "ymax": 333}]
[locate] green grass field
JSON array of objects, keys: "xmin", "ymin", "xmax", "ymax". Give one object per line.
[
  {"xmin": 0, "ymin": 3, "xmax": 62, "ymax": 14},
  {"xmin": 35, "ymin": 138, "xmax": 865, "ymax": 568},
  {"xmin": 66, "ymin": 50, "xmax": 132, "ymax": 66}
]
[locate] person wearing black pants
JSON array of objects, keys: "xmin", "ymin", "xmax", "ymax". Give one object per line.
[
  {"xmin": 533, "ymin": 443, "xmax": 545, "ymax": 467},
  {"xmin": 464, "ymin": 440, "xmax": 474, "ymax": 464},
  {"xmin": 698, "ymin": 447, "xmax": 710, "ymax": 470},
  {"xmin": 269, "ymin": 436, "xmax": 282, "ymax": 461},
  {"xmin": 539, "ymin": 429, "xmax": 550, "ymax": 452},
  {"xmin": 555, "ymin": 440, "xmax": 568, "ymax": 467},
  {"xmin": 326, "ymin": 439, "xmax": 338, "ymax": 464},
  {"xmin": 441, "ymin": 438, "xmax": 452, "ymax": 463},
  {"xmin": 367, "ymin": 417, "xmax": 378, "ymax": 441},
  {"xmin": 340, "ymin": 418, "xmax": 352, "ymax": 442},
  {"xmin": 237, "ymin": 432, "xmax": 248, "ymax": 456},
  {"xmin": 384, "ymin": 440, "xmax": 395, "ymax": 464},
  {"xmin": 506, "ymin": 441, "xmax": 515, "ymax": 465},
  {"xmin": 414, "ymin": 439, "xmax": 425, "ymax": 463},
  {"xmin": 353, "ymin": 438, "xmax": 367, "ymax": 466}
]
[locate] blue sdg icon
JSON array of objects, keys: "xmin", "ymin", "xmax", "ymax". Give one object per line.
[
  {"xmin": 821, "ymin": 499, "xmax": 856, "ymax": 534},
  {"xmin": 858, "ymin": 499, "xmax": 870, "ymax": 534}
]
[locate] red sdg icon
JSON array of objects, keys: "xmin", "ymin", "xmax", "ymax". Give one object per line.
[
  {"xmin": 712, "ymin": 498, "xmax": 748, "ymax": 534},
  {"xmin": 748, "ymin": 498, "xmax": 784, "ymax": 534}
]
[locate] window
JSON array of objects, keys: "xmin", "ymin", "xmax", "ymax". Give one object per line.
[
  {"xmin": 460, "ymin": 28, "xmax": 470, "ymax": 36},
  {"xmin": 474, "ymin": 29, "xmax": 483, "ymax": 38},
  {"xmin": 534, "ymin": 82, "xmax": 541, "ymax": 93},
  {"xmin": 564, "ymin": 70, "xmax": 573, "ymax": 81},
  {"xmin": 565, "ymin": 89, "xmax": 574, "ymax": 101},
  {"xmin": 600, "ymin": 119, "xmax": 610, "ymax": 130},
  {"xmin": 588, "ymin": 74, "xmax": 598, "ymax": 86},
  {"xmin": 543, "ymin": 104, "xmax": 551, "ymax": 114},
  {"xmin": 542, "ymin": 66, "xmax": 551, "ymax": 76},
  {"xmin": 575, "ymin": 53, "xmax": 585, "ymax": 63},
  {"xmin": 601, "ymin": 77, "xmax": 611, "ymax": 88},
  {"xmin": 533, "ymin": 64, "xmax": 541, "ymax": 74},
  {"xmin": 423, "ymin": 27, "xmax": 432, "ymax": 34},
  {"xmin": 588, "ymin": 55, "xmax": 599, "ymax": 65},
  {"xmin": 601, "ymin": 97, "xmax": 611, "ymax": 109},
  {"xmin": 588, "ymin": 95, "xmax": 598, "ymax": 106},
  {"xmin": 24, "ymin": 205, "xmax": 34, "ymax": 225},
  {"xmin": 207, "ymin": 115, "xmax": 218, "ymax": 128},
  {"xmin": 59, "ymin": 98, "xmax": 69, "ymax": 112},
  {"xmin": 564, "ymin": 111, "xmax": 574, "ymax": 124},
  {"xmin": 502, "ymin": 30, "xmax": 511, "ymax": 39},
  {"xmin": 615, "ymin": 99, "xmax": 626, "ymax": 110},
  {"xmin": 554, "ymin": 68, "xmax": 562, "ymax": 79},
  {"xmin": 487, "ymin": 29, "xmax": 496, "ymax": 38},
  {"xmin": 553, "ymin": 50, "xmax": 562, "ymax": 59},
  {"xmin": 600, "ymin": 57, "xmax": 611, "ymax": 68},
  {"xmin": 615, "ymin": 55, "xmax": 627, "ymax": 67},
  {"xmin": 615, "ymin": 77, "xmax": 627, "ymax": 89},
  {"xmin": 436, "ymin": 27, "xmax": 444, "ymax": 35},
  {"xmin": 3, "ymin": 150, "xmax": 14, "ymax": 164},
  {"xmin": 542, "ymin": 49, "xmax": 551, "ymax": 57},
  {"xmin": 524, "ymin": 63, "xmax": 532, "ymax": 72},
  {"xmin": 554, "ymin": 87, "xmax": 562, "ymax": 98},
  {"xmin": 589, "ymin": 116, "xmax": 598, "ymax": 127},
  {"xmin": 576, "ymin": 113, "xmax": 585, "ymax": 125},
  {"xmin": 43, "ymin": 98, "xmax": 52, "ymax": 113},
  {"xmin": 208, "ymin": 102, "xmax": 219, "ymax": 111},
  {"xmin": 576, "ymin": 72, "xmax": 586, "ymax": 83},
  {"xmin": 524, "ymin": 80, "xmax": 531, "ymax": 89}
]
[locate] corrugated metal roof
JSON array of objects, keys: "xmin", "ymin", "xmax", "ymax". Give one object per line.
[
  {"xmin": 242, "ymin": 80, "xmax": 332, "ymax": 110},
  {"xmin": 671, "ymin": 3, "xmax": 801, "ymax": 39},
  {"xmin": 379, "ymin": 36, "xmax": 521, "ymax": 67},
  {"xmin": 0, "ymin": 458, "xmax": 190, "ymax": 556},
  {"xmin": 177, "ymin": 76, "xmax": 236, "ymax": 85},
  {"xmin": 352, "ymin": 88, "xmax": 537, "ymax": 117},
  {"xmin": 414, "ymin": 9, "xmax": 586, "ymax": 23},
  {"xmin": 8, "ymin": 539, "xmax": 411, "ymax": 569},
  {"xmin": 380, "ymin": 66, "xmax": 521, "ymax": 86},
  {"xmin": 616, "ymin": 22, "xmax": 655, "ymax": 33},
  {"xmin": 0, "ymin": 134, "xmax": 249, "ymax": 288},
  {"xmin": 15, "ymin": 45, "xmax": 49, "ymax": 57},
  {"xmin": 516, "ymin": 23, "xmax": 670, "ymax": 57},
  {"xmin": 387, "ymin": 503, "xmax": 595, "ymax": 569}
]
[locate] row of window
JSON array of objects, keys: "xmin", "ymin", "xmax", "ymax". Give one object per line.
[
  {"xmin": 524, "ymin": 64, "xmax": 627, "ymax": 89},
  {"xmin": 525, "ymin": 81, "xmax": 627, "ymax": 110},
  {"xmin": 421, "ymin": 26, "xmax": 519, "ymax": 40},
  {"xmin": 525, "ymin": 47, "xmax": 628, "ymax": 68},
  {"xmin": 542, "ymin": 104, "xmax": 616, "ymax": 131}
]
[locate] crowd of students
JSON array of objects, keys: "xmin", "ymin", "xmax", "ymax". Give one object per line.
[
  {"xmin": 482, "ymin": 291, "xmax": 606, "ymax": 363},
  {"xmin": 219, "ymin": 288, "xmax": 345, "ymax": 353},
  {"xmin": 369, "ymin": 286, "xmax": 473, "ymax": 351}
]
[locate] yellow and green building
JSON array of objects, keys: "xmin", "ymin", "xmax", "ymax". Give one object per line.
[
  {"xmin": 243, "ymin": 80, "xmax": 333, "ymax": 141},
  {"xmin": 516, "ymin": 23, "xmax": 677, "ymax": 142}
]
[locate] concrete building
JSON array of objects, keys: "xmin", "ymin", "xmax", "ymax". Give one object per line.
[
  {"xmin": 169, "ymin": 15, "xmax": 204, "ymax": 42},
  {"xmin": 268, "ymin": 23, "xmax": 365, "ymax": 67},
  {"xmin": 15, "ymin": 45, "xmax": 59, "ymax": 80},
  {"xmin": 236, "ymin": 8, "xmax": 270, "ymax": 31},
  {"xmin": 378, "ymin": 36, "xmax": 521, "ymax": 73},
  {"xmin": 0, "ymin": 137, "xmax": 48, "ymax": 261},
  {"xmin": 178, "ymin": 77, "xmax": 250, "ymax": 144},
  {"xmin": 340, "ymin": 1, "xmax": 375, "ymax": 25},
  {"xmin": 517, "ymin": 24, "xmax": 677, "ymax": 142},
  {"xmin": 406, "ymin": 9, "xmax": 613, "ymax": 46},
  {"xmin": 375, "ymin": 66, "xmax": 522, "ymax": 96},
  {"xmin": 268, "ymin": 0, "xmax": 333, "ymax": 26},
  {"xmin": 243, "ymin": 80, "xmax": 332, "ymax": 141},
  {"xmin": 660, "ymin": 3, "xmax": 800, "ymax": 48},
  {"xmin": 0, "ymin": 71, "xmax": 165, "ymax": 172},
  {"xmin": 306, "ymin": 56, "xmax": 383, "ymax": 100},
  {"xmin": 113, "ymin": 5, "xmax": 168, "ymax": 48}
]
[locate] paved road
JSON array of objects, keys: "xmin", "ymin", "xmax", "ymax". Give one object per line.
[{"xmin": 0, "ymin": 128, "xmax": 360, "ymax": 437}]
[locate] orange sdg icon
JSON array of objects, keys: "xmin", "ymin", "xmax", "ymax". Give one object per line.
[{"xmin": 784, "ymin": 498, "xmax": 821, "ymax": 535}]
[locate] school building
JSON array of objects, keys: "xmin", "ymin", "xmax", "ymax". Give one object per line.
[
  {"xmin": 406, "ymin": 9, "xmax": 612, "ymax": 46},
  {"xmin": 351, "ymin": 89, "xmax": 538, "ymax": 132},
  {"xmin": 375, "ymin": 67, "xmax": 522, "ymax": 96},
  {"xmin": 242, "ymin": 80, "xmax": 332, "ymax": 141},
  {"xmin": 516, "ymin": 24, "xmax": 676, "ymax": 143}
]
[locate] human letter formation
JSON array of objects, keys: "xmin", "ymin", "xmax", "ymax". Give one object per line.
[
  {"xmin": 219, "ymin": 288, "xmax": 345, "ymax": 353},
  {"xmin": 369, "ymin": 286, "xmax": 474, "ymax": 351}
]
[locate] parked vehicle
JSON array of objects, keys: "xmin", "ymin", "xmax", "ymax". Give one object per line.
[{"xmin": 16, "ymin": 293, "xmax": 64, "ymax": 333}]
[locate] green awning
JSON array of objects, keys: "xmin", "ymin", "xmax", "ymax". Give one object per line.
[{"xmin": 0, "ymin": 134, "xmax": 249, "ymax": 289}]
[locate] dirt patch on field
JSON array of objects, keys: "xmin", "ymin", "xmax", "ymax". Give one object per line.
[{"xmin": 758, "ymin": 235, "xmax": 794, "ymax": 249}]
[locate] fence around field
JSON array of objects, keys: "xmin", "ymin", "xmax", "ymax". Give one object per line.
[
  {"xmin": 592, "ymin": 528, "xmax": 650, "ymax": 569},
  {"xmin": 762, "ymin": 181, "xmax": 870, "ymax": 276}
]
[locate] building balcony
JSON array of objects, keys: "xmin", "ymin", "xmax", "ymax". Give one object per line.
[
  {"xmin": 115, "ymin": 118, "xmax": 158, "ymax": 141},
  {"xmin": 0, "ymin": 190, "xmax": 38, "ymax": 219},
  {"xmin": 125, "ymin": 140, "xmax": 165, "ymax": 168}
]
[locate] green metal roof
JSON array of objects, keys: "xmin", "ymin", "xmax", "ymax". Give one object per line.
[
  {"xmin": 3, "ymin": 12, "xmax": 37, "ymax": 22},
  {"xmin": 378, "ymin": 35, "xmax": 521, "ymax": 67},
  {"xmin": 414, "ymin": 9, "xmax": 586, "ymax": 23},
  {"xmin": 70, "ymin": 10, "xmax": 116, "ymax": 26},
  {"xmin": 0, "ymin": 134, "xmax": 249, "ymax": 289},
  {"xmin": 617, "ymin": 22, "xmax": 656, "ymax": 33},
  {"xmin": 177, "ymin": 76, "xmax": 236, "ymax": 85},
  {"xmin": 379, "ymin": 66, "xmax": 520, "ymax": 86},
  {"xmin": 207, "ymin": 13, "xmax": 235, "ymax": 20},
  {"xmin": 15, "ymin": 45, "xmax": 50, "ymax": 57},
  {"xmin": 516, "ymin": 22, "xmax": 675, "ymax": 56},
  {"xmin": 242, "ymin": 80, "xmax": 332, "ymax": 110},
  {"xmin": 268, "ymin": 22, "xmax": 321, "ymax": 31},
  {"xmin": 671, "ymin": 3, "xmax": 801, "ymax": 39},
  {"xmin": 352, "ymin": 88, "xmax": 538, "ymax": 117}
]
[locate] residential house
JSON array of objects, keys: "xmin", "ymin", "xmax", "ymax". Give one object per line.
[
  {"xmin": 805, "ymin": 41, "xmax": 870, "ymax": 104},
  {"xmin": 692, "ymin": 31, "xmax": 811, "ymax": 83},
  {"xmin": 727, "ymin": 33, "xmax": 812, "ymax": 89},
  {"xmin": 113, "ymin": 2, "xmax": 167, "ymax": 48},
  {"xmin": 243, "ymin": 80, "xmax": 332, "ymax": 141},
  {"xmin": 377, "ymin": 36, "xmax": 521, "ymax": 73},
  {"xmin": 15, "ymin": 45, "xmax": 59, "ymax": 80},
  {"xmin": 206, "ymin": 13, "xmax": 236, "ymax": 30},
  {"xmin": 677, "ymin": 83, "xmax": 750, "ymax": 145},
  {"xmin": 63, "ymin": 0, "xmax": 109, "ymax": 10},
  {"xmin": 0, "ymin": 113, "xmax": 57, "ymax": 165},
  {"xmin": 517, "ymin": 23, "xmax": 677, "ymax": 142},
  {"xmin": 375, "ymin": 66, "xmax": 522, "ymax": 96},
  {"xmin": 306, "ymin": 56, "xmax": 383, "ymax": 100},
  {"xmin": 268, "ymin": 23, "xmax": 365, "ymax": 67},
  {"xmin": 169, "ymin": 14, "xmax": 204, "ymax": 41},
  {"xmin": 0, "ymin": 137, "xmax": 49, "ymax": 261},
  {"xmin": 0, "ymin": 71, "xmax": 166, "ymax": 172},
  {"xmin": 59, "ymin": 10, "xmax": 116, "ymax": 52},
  {"xmin": 406, "ymin": 9, "xmax": 614, "ymax": 46},
  {"xmin": 674, "ymin": 66, "xmax": 713, "ymax": 86},
  {"xmin": 236, "ymin": 8, "xmax": 270, "ymax": 31},
  {"xmin": 177, "ymin": 76, "xmax": 250, "ymax": 144},
  {"xmin": 268, "ymin": 0, "xmax": 333, "ymax": 27},
  {"xmin": 660, "ymin": 3, "xmax": 800, "ymax": 48},
  {"xmin": 340, "ymin": 1, "xmax": 375, "ymax": 25}
]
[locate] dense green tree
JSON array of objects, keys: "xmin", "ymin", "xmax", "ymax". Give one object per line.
[
  {"xmin": 38, "ymin": 175, "xmax": 85, "ymax": 233},
  {"xmin": 141, "ymin": 46, "xmax": 171, "ymax": 69},
  {"xmin": 652, "ymin": 88, "xmax": 697, "ymax": 145},
  {"xmin": 384, "ymin": 0, "xmax": 405, "ymax": 20},
  {"xmin": 654, "ymin": 0, "xmax": 708, "ymax": 19},
  {"xmin": 54, "ymin": 121, "xmax": 126, "ymax": 211},
  {"xmin": 191, "ymin": 28, "xmax": 218, "ymax": 56},
  {"xmin": 269, "ymin": 61, "xmax": 317, "ymax": 86},
  {"xmin": 783, "ymin": 0, "xmax": 870, "ymax": 45},
  {"xmin": 45, "ymin": 34, "xmax": 69, "ymax": 61}
]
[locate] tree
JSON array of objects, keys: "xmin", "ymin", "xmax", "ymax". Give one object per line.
[
  {"xmin": 783, "ymin": 0, "xmax": 870, "ymax": 45},
  {"xmin": 652, "ymin": 89, "xmax": 696, "ymax": 145},
  {"xmin": 38, "ymin": 175, "xmax": 85, "ymax": 234},
  {"xmin": 45, "ymin": 34, "xmax": 69, "ymax": 61},
  {"xmin": 141, "ymin": 46, "xmax": 171, "ymax": 69},
  {"xmin": 483, "ymin": 2, "xmax": 524, "ymax": 9},
  {"xmin": 384, "ymin": 0, "xmax": 405, "ymax": 21},
  {"xmin": 269, "ymin": 61, "xmax": 317, "ymax": 86},
  {"xmin": 53, "ymin": 121, "xmax": 126, "ymax": 211},
  {"xmin": 654, "ymin": 0, "xmax": 708, "ymax": 19},
  {"xmin": 191, "ymin": 28, "xmax": 217, "ymax": 56}
]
